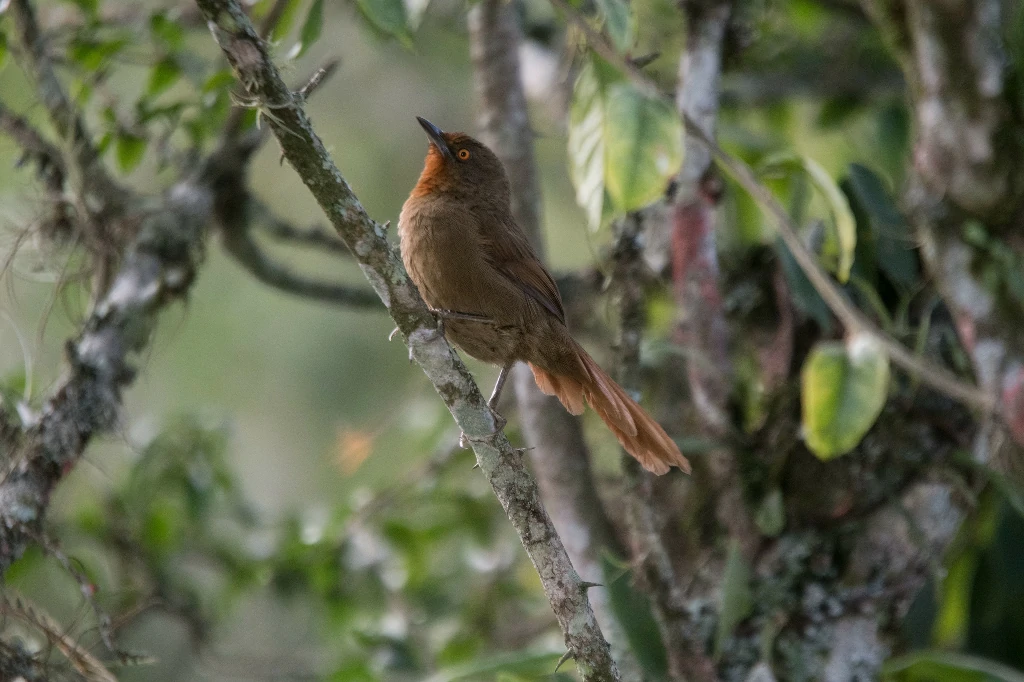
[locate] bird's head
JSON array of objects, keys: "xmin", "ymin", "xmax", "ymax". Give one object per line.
[{"xmin": 411, "ymin": 117, "xmax": 511, "ymax": 202}]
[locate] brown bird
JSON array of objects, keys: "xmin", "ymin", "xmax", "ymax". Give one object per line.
[{"xmin": 399, "ymin": 117, "xmax": 690, "ymax": 475}]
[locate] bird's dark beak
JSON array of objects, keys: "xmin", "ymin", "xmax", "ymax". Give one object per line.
[{"xmin": 416, "ymin": 116, "xmax": 453, "ymax": 160}]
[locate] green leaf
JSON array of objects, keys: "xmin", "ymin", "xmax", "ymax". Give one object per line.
[
  {"xmin": 354, "ymin": 0, "xmax": 409, "ymax": 42},
  {"xmin": 846, "ymin": 163, "xmax": 919, "ymax": 290},
  {"xmin": 203, "ymin": 70, "xmax": 237, "ymax": 94},
  {"xmin": 603, "ymin": 82, "xmax": 682, "ymax": 213},
  {"xmin": 714, "ymin": 540, "xmax": 753, "ymax": 658},
  {"xmin": 567, "ymin": 58, "xmax": 682, "ymax": 231},
  {"xmin": 150, "ymin": 11, "xmax": 185, "ymax": 49},
  {"xmin": 289, "ymin": 0, "xmax": 324, "ymax": 59},
  {"xmin": 147, "ymin": 56, "xmax": 182, "ymax": 97},
  {"xmin": 801, "ymin": 334, "xmax": 890, "ymax": 459},
  {"xmin": 801, "ymin": 157, "xmax": 856, "ymax": 283},
  {"xmin": 594, "ymin": 0, "xmax": 632, "ymax": 51},
  {"xmin": 761, "ymin": 154, "xmax": 857, "ymax": 282},
  {"xmin": 777, "ymin": 236, "xmax": 834, "ymax": 332},
  {"xmin": 876, "ymin": 102, "xmax": 911, "ymax": 171},
  {"xmin": 603, "ymin": 553, "xmax": 667, "ymax": 679},
  {"xmin": 932, "ymin": 544, "xmax": 980, "ymax": 648},
  {"xmin": 269, "ymin": 0, "xmax": 302, "ymax": 40},
  {"xmin": 115, "ymin": 133, "xmax": 147, "ymax": 173},
  {"xmin": 883, "ymin": 651, "xmax": 1024, "ymax": 682},
  {"xmin": 70, "ymin": 38, "xmax": 128, "ymax": 71}
]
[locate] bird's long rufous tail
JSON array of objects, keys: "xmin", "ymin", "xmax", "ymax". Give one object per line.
[{"xmin": 529, "ymin": 342, "xmax": 690, "ymax": 475}]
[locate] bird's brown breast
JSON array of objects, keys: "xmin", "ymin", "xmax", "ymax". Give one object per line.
[{"xmin": 399, "ymin": 195, "xmax": 533, "ymax": 364}]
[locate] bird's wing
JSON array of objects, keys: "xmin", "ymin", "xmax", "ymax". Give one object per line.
[{"xmin": 481, "ymin": 217, "xmax": 566, "ymax": 324}]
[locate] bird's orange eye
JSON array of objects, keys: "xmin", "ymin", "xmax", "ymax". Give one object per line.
[{"xmin": 458, "ymin": 149, "xmax": 470, "ymax": 160}]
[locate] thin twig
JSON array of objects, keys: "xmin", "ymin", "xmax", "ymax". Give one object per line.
[
  {"xmin": 0, "ymin": 102, "xmax": 65, "ymax": 173},
  {"xmin": 30, "ymin": 531, "xmax": 116, "ymax": 653},
  {"xmin": 221, "ymin": 228, "xmax": 380, "ymax": 307},
  {"xmin": 8, "ymin": 0, "xmax": 111, "ymax": 186},
  {"xmin": 549, "ymin": 0, "xmax": 998, "ymax": 416},
  {"xmin": 296, "ymin": 59, "xmax": 340, "ymax": 102},
  {"xmin": 0, "ymin": 590, "xmax": 118, "ymax": 682},
  {"xmin": 255, "ymin": 201, "xmax": 352, "ymax": 256}
]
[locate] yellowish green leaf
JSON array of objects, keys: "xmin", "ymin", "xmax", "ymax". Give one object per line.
[{"xmin": 801, "ymin": 333, "xmax": 889, "ymax": 459}]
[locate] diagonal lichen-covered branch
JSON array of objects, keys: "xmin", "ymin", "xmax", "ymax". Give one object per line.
[{"xmin": 194, "ymin": 0, "xmax": 619, "ymax": 678}]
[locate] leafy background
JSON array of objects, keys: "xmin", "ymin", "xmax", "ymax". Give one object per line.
[{"xmin": 1, "ymin": 0, "xmax": 1023, "ymax": 679}]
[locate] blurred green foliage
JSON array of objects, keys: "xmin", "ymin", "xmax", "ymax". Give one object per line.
[
  {"xmin": 2, "ymin": 0, "xmax": 1024, "ymax": 679},
  {"xmin": 8, "ymin": 416, "xmax": 570, "ymax": 680}
]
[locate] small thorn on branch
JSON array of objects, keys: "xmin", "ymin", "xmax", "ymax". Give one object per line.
[
  {"xmin": 578, "ymin": 580, "xmax": 603, "ymax": 591},
  {"xmin": 296, "ymin": 58, "xmax": 340, "ymax": 103},
  {"xmin": 554, "ymin": 649, "xmax": 574, "ymax": 672}
]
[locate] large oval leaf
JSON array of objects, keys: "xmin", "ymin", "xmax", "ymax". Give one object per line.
[
  {"xmin": 714, "ymin": 540, "xmax": 752, "ymax": 658},
  {"xmin": 567, "ymin": 58, "xmax": 682, "ymax": 231},
  {"xmin": 801, "ymin": 333, "xmax": 889, "ymax": 459},
  {"xmin": 603, "ymin": 82, "xmax": 682, "ymax": 214}
]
